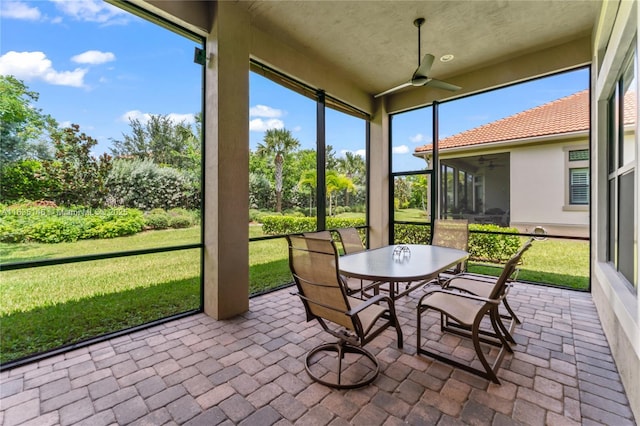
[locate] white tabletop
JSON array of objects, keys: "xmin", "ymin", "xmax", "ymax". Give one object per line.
[{"xmin": 339, "ymin": 245, "xmax": 468, "ymax": 298}]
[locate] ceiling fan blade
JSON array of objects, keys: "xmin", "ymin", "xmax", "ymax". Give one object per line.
[
  {"xmin": 425, "ymin": 78, "xmax": 461, "ymax": 91},
  {"xmin": 415, "ymin": 53, "xmax": 434, "ymax": 78},
  {"xmin": 373, "ymin": 81, "xmax": 412, "ymax": 98}
]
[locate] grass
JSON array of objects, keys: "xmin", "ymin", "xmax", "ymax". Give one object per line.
[
  {"xmin": 0, "ymin": 220, "xmax": 589, "ymax": 364},
  {"xmin": 394, "ymin": 208, "xmax": 429, "ymax": 222},
  {"xmin": 0, "ymin": 227, "xmax": 200, "ymax": 263},
  {"xmin": 1, "ymin": 248, "xmax": 201, "ymax": 364},
  {"xmin": 468, "ymin": 237, "xmax": 590, "ymax": 289}
]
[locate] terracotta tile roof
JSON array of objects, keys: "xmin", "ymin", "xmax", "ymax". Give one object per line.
[{"xmin": 416, "ymin": 89, "xmax": 592, "ymax": 153}]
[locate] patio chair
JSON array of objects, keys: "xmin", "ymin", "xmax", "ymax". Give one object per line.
[
  {"xmin": 336, "ymin": 227, "xmax": 366, "ymax": 254},
  {"xmin": 431, "ymin": 218, "xmax": 469, "ymax": 278},
  {"xmin": 336, "ymin": 227, "xmax": 379, "ymax": 297},
  {"xmin": 303, "ymin": 230, "xmax": 367, "ymax": 297},
  {"xmin": 441, "ymin": 238, "xmax": 535, "ymax": 343},
  {"xmin": 416, "ymin": 238, "xmax": 533, "ymax": 384},
  {"xmin": 286, "ymin": 234, "xmax": 403, "ymax": 389}
]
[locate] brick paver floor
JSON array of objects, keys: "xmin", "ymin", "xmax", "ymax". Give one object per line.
[{"xmin": 1, "ymin": 283, "xmax": 636, "ymax": 425}]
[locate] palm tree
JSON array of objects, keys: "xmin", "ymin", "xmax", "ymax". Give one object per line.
[
  {"xmin": 298, "ymin": 169, "xmax": 317, "ymax": 216},
  {"xmin": 336, "ymin": 151, "xmax": 365, "ymax": 208},
  {"xmin": 256, "ymin": 128, "xmax": 300, "ymax": 213},
  {"xmin": 326, "ymin": 170, "xmax": 355, "ymax": 216}
]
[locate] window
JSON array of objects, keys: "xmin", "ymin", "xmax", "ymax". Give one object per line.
[
  {"xmin": 569, "ymin": 168, "xmax": 589, "ymax": 204},
  {"xmin": 607, "ymin": 47, "xmax": 637, "ymax": 290},
  {"xmin": 564, "ymin": 147, "xmax": 590, "ymax": 208}
]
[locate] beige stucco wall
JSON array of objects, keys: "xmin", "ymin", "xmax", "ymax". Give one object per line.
[
  {"xmin": 511, "ymin": 140, "xmax": 589, "ymax": 236},
  {"xmin": 591, "ymin": 0, "xmax": 640, "ymax": 421},
  {"xmin": 202, "ymin": 1, "xmax": 250, "ymax": 319}
]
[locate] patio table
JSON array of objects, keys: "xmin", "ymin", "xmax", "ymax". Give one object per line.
[{"xmin": 339, "ymin": 244, "xmax": 469, "ymax": 300}]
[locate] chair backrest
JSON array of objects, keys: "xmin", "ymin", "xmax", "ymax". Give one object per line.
[
  {"xmin": 303, "ymin": 230, "xmax": 333, "ymax": 240},
  {"xmin": 337, "ymin": 227, "xmax": 366, "ymax": 254},
  {"xmin": 287, "ymin": 235, "xmax": 354, "ymax": 331},
  {"xmin": 488, "ymin": 238, "xmax": 534, "ymax": 300},
  {"xmin": 431, "ymin": 219, "xmax": 469, "ymax": 251}
]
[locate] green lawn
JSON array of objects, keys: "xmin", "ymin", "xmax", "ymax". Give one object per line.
[
  {"xmin": 468, "ymin": 237, "xmax": 589, "ymax": 289},
  {"xmin": 393, "ymin": 208, "xmax": 429, "ymax": 222},
  {"xmin": 0, "ymin": 222, "xmax": 588, "ymax": 364}
]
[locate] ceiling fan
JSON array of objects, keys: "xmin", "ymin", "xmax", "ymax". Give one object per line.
[{"xmin": 374, "ymin": 18, "xmax": 461, "ymax": 98}]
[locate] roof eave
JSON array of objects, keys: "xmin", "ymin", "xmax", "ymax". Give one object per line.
[{"xmin": 413, "ymin": 129, "xmax": 589, "ymax": 158}]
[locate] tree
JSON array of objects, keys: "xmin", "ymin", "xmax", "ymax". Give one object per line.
[
  {"xmin": 110, "ymin": 114, "xmax": 200, "ymax": 172},
  {"xmin": 298, "ymin": 169, "xmax": 317, "ymax": 216},
  {"xmin": 0, "ymin": 76, "xmax": 57, "ymax": 163},
  {"xmin": 408, "ymin": 174, "xmax": 429, "ymax": 211},
  {"xmin": 326, "ymin": 170, "xmax": 355, "ymax": 216},
  {"xmin": 44, "ymin": 124, "xmax": 112, "ymax": 207},
  {"xmin": 336, "ymin": 151, "xmax": 365, "ymax": 207},
  {"xmin": 255, "ymin": 128, "xmax": 300, "ymax": 213},
  {"xmin": 394, "ymin": 176, "xmax": 411, "ymax": 210}
]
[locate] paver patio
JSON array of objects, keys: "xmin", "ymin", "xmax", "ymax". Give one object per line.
[{"xmin": 0, "ymin": 282, "xmax": 636, "ymax": 425}]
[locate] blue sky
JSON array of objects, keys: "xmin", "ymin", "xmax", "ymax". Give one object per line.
[{"xmin": 1, "ymin": 1, "xmax": 589, "ymax": 171}]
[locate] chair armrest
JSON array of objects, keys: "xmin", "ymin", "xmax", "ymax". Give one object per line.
[{"xmin": 346, "ymin": 294, "xmax": 394, "ymax": 316}]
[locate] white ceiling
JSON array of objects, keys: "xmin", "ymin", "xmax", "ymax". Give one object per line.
[{"xmin": 239, "ymin": 0, "xmax": 601, "ymax": 96}]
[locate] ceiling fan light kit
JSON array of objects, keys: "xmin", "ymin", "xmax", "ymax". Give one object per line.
[{"xmin": 374, "ymin": 17, "xmax": 461, "ymax": 98}]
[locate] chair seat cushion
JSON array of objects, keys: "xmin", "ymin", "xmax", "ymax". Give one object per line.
[{"xmin": 420, "ymin": 292, "xmax": 483, "ymax": 326}]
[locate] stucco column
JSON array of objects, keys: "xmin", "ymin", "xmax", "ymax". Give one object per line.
[
  {"xmin": 368, "ymin": 99, "xmax": 390, "ymax": 248},
  {"xmin": 203, "ymin": 2, "xmax": 249, "ymax": 319}
]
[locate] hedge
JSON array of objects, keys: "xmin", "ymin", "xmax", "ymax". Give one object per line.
[
  {"xmin": 263, "ymin": 216, "xmax": 520, "ymax": 264},
  {"xmin": 0, "ymin": 204, "xmax": 145, "ymax": 243},
  {"xmin": 260, "ymin": 215, "xmax": 366, "ymax": 235}
]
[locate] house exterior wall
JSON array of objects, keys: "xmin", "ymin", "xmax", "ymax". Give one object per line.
[
  {"xmin": 510, "ymin": 140, "xmax": 589, "ymax": 237},
  {"xmin": 592, "ymin": 0, "xmax": 640, "ymax": 421}
]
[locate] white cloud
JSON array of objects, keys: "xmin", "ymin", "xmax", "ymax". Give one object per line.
[
  {"xmin": 250, "ymin": 118, "xmax": 284, "ymax": 132},
  {"xmin": 339, "ymin": 149, "xmax": 367, "ymax": 159},
  {"xmin": 166, "ymin": 112, "xmax": 196, "ymax": 125},
  {"xmin": 392, "ymin": 145, "xmax": 410, "ymax": 154},
  {"xmin": 50, "ymin": 0, "xmax": 129, "ymax": 24},
  {"xmin": 292, "ymin": 125, "xmax": 302, "ymax": 132},
  {"xmin": 72, "ymin": 50, "xmax": 116, "ymax": 65},
  {"xmin": 409, "ymin": 133, "xmax": 425, "ymax": 143},
  {"xmin": 120, "ymin": 110, "xmax": 196, "ymax": 125},
  {"xmin": 250, "ymin": 104, "xmax": 283, "ymax": 118},
  {"xmin": 1, "ymin": 1, "xmax": 41, "ymax": 20},
  {"xmin": 0, "ymin": 51, "xmax": 87, "ymax": 87}
]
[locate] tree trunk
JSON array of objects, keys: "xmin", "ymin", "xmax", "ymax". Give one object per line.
[{"xmin": 274, "ymin": 155, "xmax": 283, "ymax": 213}]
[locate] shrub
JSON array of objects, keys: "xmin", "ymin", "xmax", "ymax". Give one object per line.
[
  {"xmin": 107, "ymin": 159, "xmax": 199, "ymax": 211},
  {"xmin": 167, "ymin": 208, "xmax": 195, "ymax": 228},
  {"xmin": 144, "ymin": 208, "xmax": 196, "ymax": 230},
  {"xmin": 261, "ymin": 216, "xmax": 316, "ymax": 235},
  {"xmin": 468, "ymin": 224, "xmax": 521, "ymax": 262},
  {"xmin": 394, "ymin": 223, "xmax": 430, "ymax": 244},
  {"xmin": 249, "ymin": 209, "xmax": 261, "ymax": 222},
  {"xmin": 0, "ymin": 160, "xmax": 56, "ymax": 203},
  {"xmin": 144, "ymin": 208, "xmax": 171, "ymax": 229},
  {"xmin": 249, "ymin": 209, "xmax": 274, "ymax": 223},
  {"xmin": 0, "ymin": 204, "xmax": 144, "ymax": 243},
  {"xmin": 260, "ymin": 215, "xmax": 366, "ymax": 235},
  {"xmin": 393, "ymin": 222, "xmax": 520, "ymax": 263}
]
